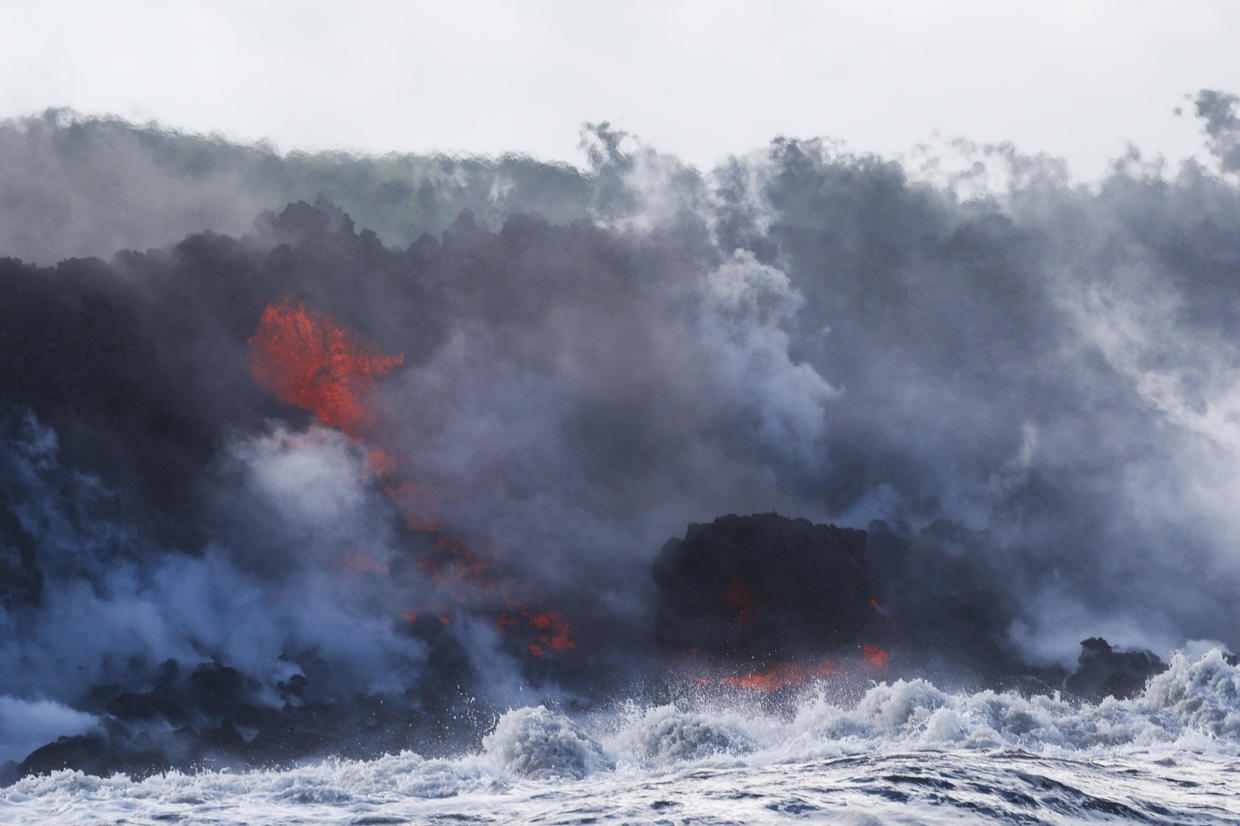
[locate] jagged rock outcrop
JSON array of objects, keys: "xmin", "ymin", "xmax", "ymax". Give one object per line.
[{"xmin": 1065, "ymin": 637, "xmax": 1166, "ymax": 702}]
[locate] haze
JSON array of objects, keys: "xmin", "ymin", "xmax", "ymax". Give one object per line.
[{"xmin": 1, "ymin": 0, "xmax": 1234, "ymax": 177}]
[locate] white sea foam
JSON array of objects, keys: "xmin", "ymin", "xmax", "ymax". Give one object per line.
[
  {"xmin": 483, "ymin": 705, "xmax": 612, "ymax": 780},
  {"xmin": 609, "ymin": 702, "xmax": 753, "ymax": 765},
  {"xmin": 7, "ymin": 649, "xmax": 1240, "ymax": 824}
]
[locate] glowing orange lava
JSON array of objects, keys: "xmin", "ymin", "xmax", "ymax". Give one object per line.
[
  {"xmin": 526, "ymin": 611, "xmax": 577, "ymax": 650},
  {"xmin": 249, "ymin": 297, "xmax": 403, "ymax": 437},
  {"xmin": 719, "ymin": 659, "xmax": 845, "ymax": 692},
  {"xmin": 497, "ymin": 610, "xmax": 577, "ymax": 652},
  {"xmin": 862, "ymin": 645, "xmax": 889, "ymax": 668},
  {"xmin": 249, "ymin": 297, "xmax": 577, "ymax": 658}
]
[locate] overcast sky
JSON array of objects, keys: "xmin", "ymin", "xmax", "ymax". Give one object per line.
[{"xmin": 0, "ymin": 0, "xmax": 1235, "ymax": 179}]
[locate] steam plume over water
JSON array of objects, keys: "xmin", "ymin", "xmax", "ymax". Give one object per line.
[{"xmin": 3, "ymin": 93, "xmax": 1240, "ymax": 778}]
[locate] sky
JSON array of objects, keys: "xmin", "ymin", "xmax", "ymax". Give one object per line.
[{"xmin": 0, "ymin": 0, "xmax": 1237, "ymax": 180}]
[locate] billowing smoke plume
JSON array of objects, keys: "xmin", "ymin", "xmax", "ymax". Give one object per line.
[{"xmin": 3, "ymin": 92, "xmax": 1240, "ymax": 777}]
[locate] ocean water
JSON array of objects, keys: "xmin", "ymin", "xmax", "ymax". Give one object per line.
[{"xmin": 6, "ymin": 650, "xmax": 1240, "ymax": 825}]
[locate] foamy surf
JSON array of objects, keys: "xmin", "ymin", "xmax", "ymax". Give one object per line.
[{"xmin": 6, "ymin": 649, "xmax": 1240, "ymax": 824}]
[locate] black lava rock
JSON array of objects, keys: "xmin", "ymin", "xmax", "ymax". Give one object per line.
[
  {"xmin": 1065, "ymin": 637, "xmax": 1166, "ymax": 702},
  {"xmin": 652, "ymin": 513, "xmax": 872, "ymax": 658}
]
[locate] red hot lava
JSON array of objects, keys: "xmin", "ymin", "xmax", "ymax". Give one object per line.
[
  {"xmin": 249, "ymin": 297, "xmax": 403, "ymax": 438},
  {"xmin": 496, "ymin": 610, "xmax": 577, "ymax": 657},
  {"xmin": 699, "ymin": 645, "xmax": 892, "ymax": 692},
  {"xmin": 247, "ymin": 296, "xmax": 577, "ymax": 656},
  {"xmin": 862, "ymin": 644, "xmax": 890, "ymax": 669},
  {"xmin": 720, "ymin": 659, "xmax": 844, "ymax": 692}
]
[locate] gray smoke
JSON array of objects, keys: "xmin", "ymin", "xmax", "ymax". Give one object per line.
[{"xmin": 3, "ymin": 93, "xmax": 1240, "ymax": 774}]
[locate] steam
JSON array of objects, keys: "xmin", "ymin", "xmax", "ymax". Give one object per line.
[
  {"xmin": 3, "ymin": 90, "xmax": 1240, "ymax": 772},
  {"xmin": 0, "ymin": 418, "xmax": 426, "ymax": 700},
  {"xmin": 0, "ymin": 698, "xmax": 95, "ymax": 767}
]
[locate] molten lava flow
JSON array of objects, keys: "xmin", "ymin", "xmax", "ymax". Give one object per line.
[
  {"xmin": 249, "ymin": 297, "xmax": 403, "ymax": 438},
  {"xmin": 721, "ymin": 573, "xmax": 763, "ymax": 627},
  {"xmin": 411, "ymin": 534, "xmax": 495, "ymax": 603},
  {"xmin": 367, "ymin": 448, "xmax": 398, "ymax": 477},
  {"xmin": 526, "ymin": 611, "xmax": 577, "ymax": 651},
  {"xmin": 862, "ymin": 645, "xmax": 889, "ymax": 668},
  {"xmin": 248, "ymin": 297, "xmax": 577, "ymax": 659},
  {"xmin": 720, "ymin": 659, "xmax": 844, "ymax": 692},
  {"xmin": 497, "ymin": 610, "xmax": 577, "ymax": 656}
]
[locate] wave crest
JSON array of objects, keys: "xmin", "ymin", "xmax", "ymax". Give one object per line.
[{"xmin": 483, "ymin": 706, "xmax": 611, "ymax": 780}]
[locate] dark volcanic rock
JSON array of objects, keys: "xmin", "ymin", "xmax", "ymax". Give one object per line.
[
  {"xmin": 652, "ymin": 513, "xmax": 872, "ymax": 658},
  {"xmin": 862, "ymin": 519, "xmax": 1059, "ymax": 686},
  {"xmin": 18, "ymin": 734, "xmax": 110, "ymax": 778},
  {"xmin": 13, "ymin": 639, "xmax": 491, "ymax": 780},
  {"xmin": 1065, "ymin": 637, "xmax": 1166, "ymax": 702},
  {"xmin": 17, "ymin": 729, "xmax": 173, "ymax": 780}
]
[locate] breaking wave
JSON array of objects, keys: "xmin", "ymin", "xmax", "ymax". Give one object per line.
[
  {"xmin": 10, "ymin": 649, "xmax": 1240, "ymax": 775},
  {"xmin": 483, "ymin": 706, "xmax": 611, "ymax": 780},
  {"xmin": 5, "ymin": 650, "xmax": 1240, "ymax": 823}
]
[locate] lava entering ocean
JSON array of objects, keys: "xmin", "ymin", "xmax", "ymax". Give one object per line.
[
  {"xmin": 247, "ymin": 295, "xmax": 577, "ymax": 657},
  {"xmin": 10, "ymin": 98, "xmax": 1240, "ymax": 785}
]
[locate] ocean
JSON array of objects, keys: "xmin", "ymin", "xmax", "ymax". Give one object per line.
[{"xmin": 6, "ymin": 649, "xmax": 1240, "ymax": 825}]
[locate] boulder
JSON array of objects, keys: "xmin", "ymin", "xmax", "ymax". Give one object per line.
[
  {"xmin": 1065, "ymin": 637, "xmax": 1165, "ymax": 701},
  {"xmin": 652, "ymin": 513, "xmax": 872, "ymax": 658}
]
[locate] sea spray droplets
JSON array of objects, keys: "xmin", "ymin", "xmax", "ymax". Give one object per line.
[
  {"xmin": 614, "ymin": 704, "xmax": 753, "ymax": 765},
  {"xmin": 1144, "ymin": 648, "xmax": 1240, "ymax": 736},
  {"xmin": 484, "ymin": 706, "xmax": 612, "ymax": 780}
]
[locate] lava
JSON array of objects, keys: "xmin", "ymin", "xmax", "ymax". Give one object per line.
[
  {"xmin": 526, "ymin": 611, "xmax": 577, "ymax": 651},
  {"xmin": 497, "ymin": 610, "xmax": 577, "ymax": 655},
  {"xmin": 249, "ymin": 297, "xmax": 403, "ymax": 438},
  {"xmin": 700, "ymin": 646, "xmax": 890, "ymax": 692},
  {"xmin": 366, "ymin": 448, "xmax": 398, "ymax": 477},
  {"xmin": 862, "ymin": 645, "xmax": 890, "ymax": 668},
  {"xmin": 719, "ymin": 659, "xmax": 845, "ymax": 692},
  {"xmin": 248, "ymin": 297, "xmax": 577, "ymax": 658}
]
